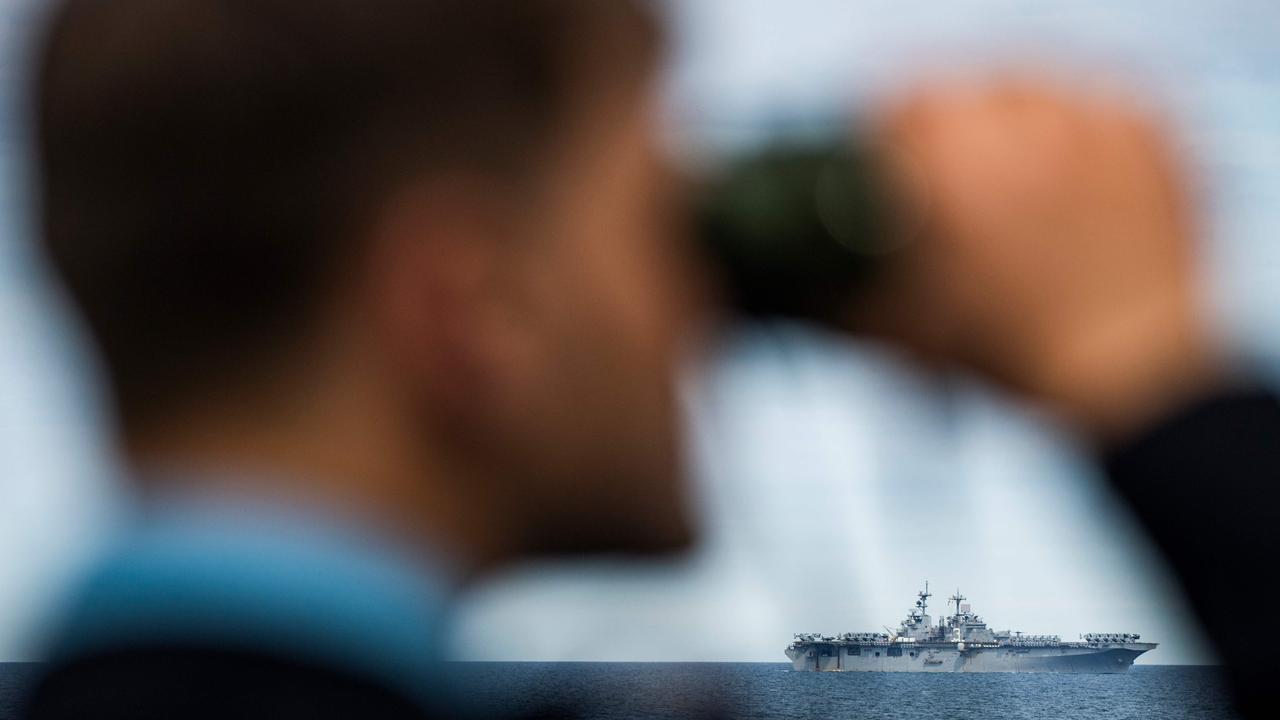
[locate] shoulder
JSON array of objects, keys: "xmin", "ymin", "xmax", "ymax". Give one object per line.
[
  {"xmin": 26, "ymin": 501, "xmax": 457, "ymax": 719},
  {"xmin": 24, "ymin": 643, "xmax": 438, "ymax": 720}
]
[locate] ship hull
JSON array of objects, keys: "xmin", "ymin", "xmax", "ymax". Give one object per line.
[{"xmin": 785, "ymin": 643, "xmax": 1155, "ymax": 673}]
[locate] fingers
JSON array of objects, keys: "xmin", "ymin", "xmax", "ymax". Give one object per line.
[{"xmin": 861, "ymin": 77, "xmax": 1215, "ymax": 437}]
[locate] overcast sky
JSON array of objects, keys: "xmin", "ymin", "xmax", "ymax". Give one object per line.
[
  {"xmin": 3, "ymin": 0, "xmax": 1280, "ymax": 665},
  {"xmin": 0, "ymin": 0, "xmax": 122, "ymax": 660},
  {"xmin": 456, "ymin": 0, "xmax": 1280, "ymax": 666}
]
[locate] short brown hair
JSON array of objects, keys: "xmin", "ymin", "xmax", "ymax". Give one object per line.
[{"xmin": 34, "ymin": 0, "xmax": 660, "ymax": 429}]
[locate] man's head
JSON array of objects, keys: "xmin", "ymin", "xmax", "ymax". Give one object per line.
[{"xmin": 35, "ymin": 0, "xmax": 694, "ymax": 562}]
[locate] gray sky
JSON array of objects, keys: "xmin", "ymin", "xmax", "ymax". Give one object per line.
[
  {"xmin": 451, "ymin": 326, "xmax": 1213, "ymax": 664},
  {"xmin": 4, "ymin": 0, "xmax": 1280, "ymax": 665},
  {"xmin": 455, "ymin": 0, "xmax": 1280, "ymax": 666},
  {"xmin": 0, "ymin": 0, "xmax": 122, "ymax": 660}
]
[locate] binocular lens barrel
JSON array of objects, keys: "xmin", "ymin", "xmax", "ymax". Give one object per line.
[{"xmin": 695, "ymin": 141, "xmax": 910, "ymax": 326}]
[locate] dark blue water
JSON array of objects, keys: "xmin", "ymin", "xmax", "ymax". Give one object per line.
[
  {"xmin": 0, "ymin": 662, "xmax": 1239, "ymax": 719},
  {"xmin": 0, "ymin": 664, "xmax": 39, "ymax": 720},
  {"xmin": 446, "ymin": 663, "xmax": 1240, "ymax": 720}
]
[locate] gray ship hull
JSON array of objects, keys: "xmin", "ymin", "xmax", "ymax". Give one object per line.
[{"xmin": 785, "ymin": 643, "xmax": 1155, "ymax": 673}]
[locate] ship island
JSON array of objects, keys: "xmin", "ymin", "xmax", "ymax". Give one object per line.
[{"xmin": 786, "ymin": 583, "xmax": 1156, "ymax": 673}]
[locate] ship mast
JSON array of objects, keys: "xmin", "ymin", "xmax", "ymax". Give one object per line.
[
  {"xmin": 950, "ymin": 589, "xmax": 966, "ymax": 617},
  {"xmin": 917, "ymin": 581, "xmax": 931, "ymax": 615}
]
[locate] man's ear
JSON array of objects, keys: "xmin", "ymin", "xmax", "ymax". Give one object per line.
[{"xmin": 364, "ymin": 181, "xmax": 517, "ymax": 416}]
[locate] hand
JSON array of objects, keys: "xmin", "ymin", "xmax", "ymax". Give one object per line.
[{"xmin": 861, "ymin": 80, "xmax": 1221, "ymax": 441}]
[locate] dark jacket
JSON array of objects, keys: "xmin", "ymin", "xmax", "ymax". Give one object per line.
[{"xmin": 1104, "ymin": 386, "xmax": 1280, "ymax": 719}]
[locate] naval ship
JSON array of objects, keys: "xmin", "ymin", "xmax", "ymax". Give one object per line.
[{"xmin": 786, "ymin": 583, "xmax": 1155, "ymax": 673}]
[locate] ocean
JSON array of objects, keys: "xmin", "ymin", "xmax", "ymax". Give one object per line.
[
  {"xmin": 0, "ymin": 662, "xmax": 1239, "ymax": 719},
  {"xmin": 446, "ymin": 663, "xmax": 1236, "ymax": 719},
  {"xmin": 0, "ymin": 664, "xmax": 38, "ymax": 720}
]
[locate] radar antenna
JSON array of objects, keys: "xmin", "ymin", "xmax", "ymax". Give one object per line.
[
  {"xmin": 916, "ymin": 581, "xmax": 932, "ymax": 615},
  {"xmin": 950, "ymin": 589, "xmax": 966, "ymax": 617}
]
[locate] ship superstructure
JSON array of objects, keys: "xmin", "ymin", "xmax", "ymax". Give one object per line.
[{"xmin": 786, "ymin": 583, "xmax": 1155, "ymax": 673}]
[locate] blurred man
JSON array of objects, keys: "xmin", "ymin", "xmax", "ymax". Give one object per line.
[
  {"xmin": 24, "ymin": 1, "xmax": 692, "ymax": 718},
  {"xmin": 22, "ymin": 0, "xmax": 1279, "ymax": 718}
]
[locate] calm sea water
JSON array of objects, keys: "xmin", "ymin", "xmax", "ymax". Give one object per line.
[
  {"xmin": 0, "ymin": 664, "xmax": 38, "ymax": 720},
  {"xmin": 0, "ymin": 662, "xmax": 1238, "ymax": 719},
  {"xmin": 445, "ymin": 663, "xmax": 1240, "ymax": 720}
]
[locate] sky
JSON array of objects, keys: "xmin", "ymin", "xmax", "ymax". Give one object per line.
[
  {"xmin": 452, "ymin": 326, "xmax": 1213, "ymax": 664},
  {"xmin": 0, "ymin": 0, "xmax": 123, "ymax": 660},
  {"xmin": 455, "ymin": 0, "xmax": 1280, "ymax": 666},
  {"xmin": 3, "ymin": 0, "xmax": 1280, "ymax": 665}
]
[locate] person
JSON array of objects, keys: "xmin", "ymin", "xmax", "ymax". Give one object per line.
[
  {"xmin": 20, "ymin": 2, "xmax": 1278, "ymax": 719},
  {"xmin": 866, "ymin": 83, "xmax": 1279, "ymax": 718},
  {"xmin": 23, "ymin": 1, "xmax": 694, "ymax": 718}
]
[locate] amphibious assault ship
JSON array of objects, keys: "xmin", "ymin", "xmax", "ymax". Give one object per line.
[{"xmin": 786, "ymin": 583, "xmax": 1155, "ymax": 673}]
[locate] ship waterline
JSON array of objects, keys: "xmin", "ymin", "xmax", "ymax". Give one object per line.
[{"xmin": 786, "ymin": 583, "xmax": 1156, "ymax": 673}]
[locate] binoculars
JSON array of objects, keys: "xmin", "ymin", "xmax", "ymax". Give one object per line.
[{"xmin": 696, "ymin": 140, "xmax": 911, "ymax": 327}]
